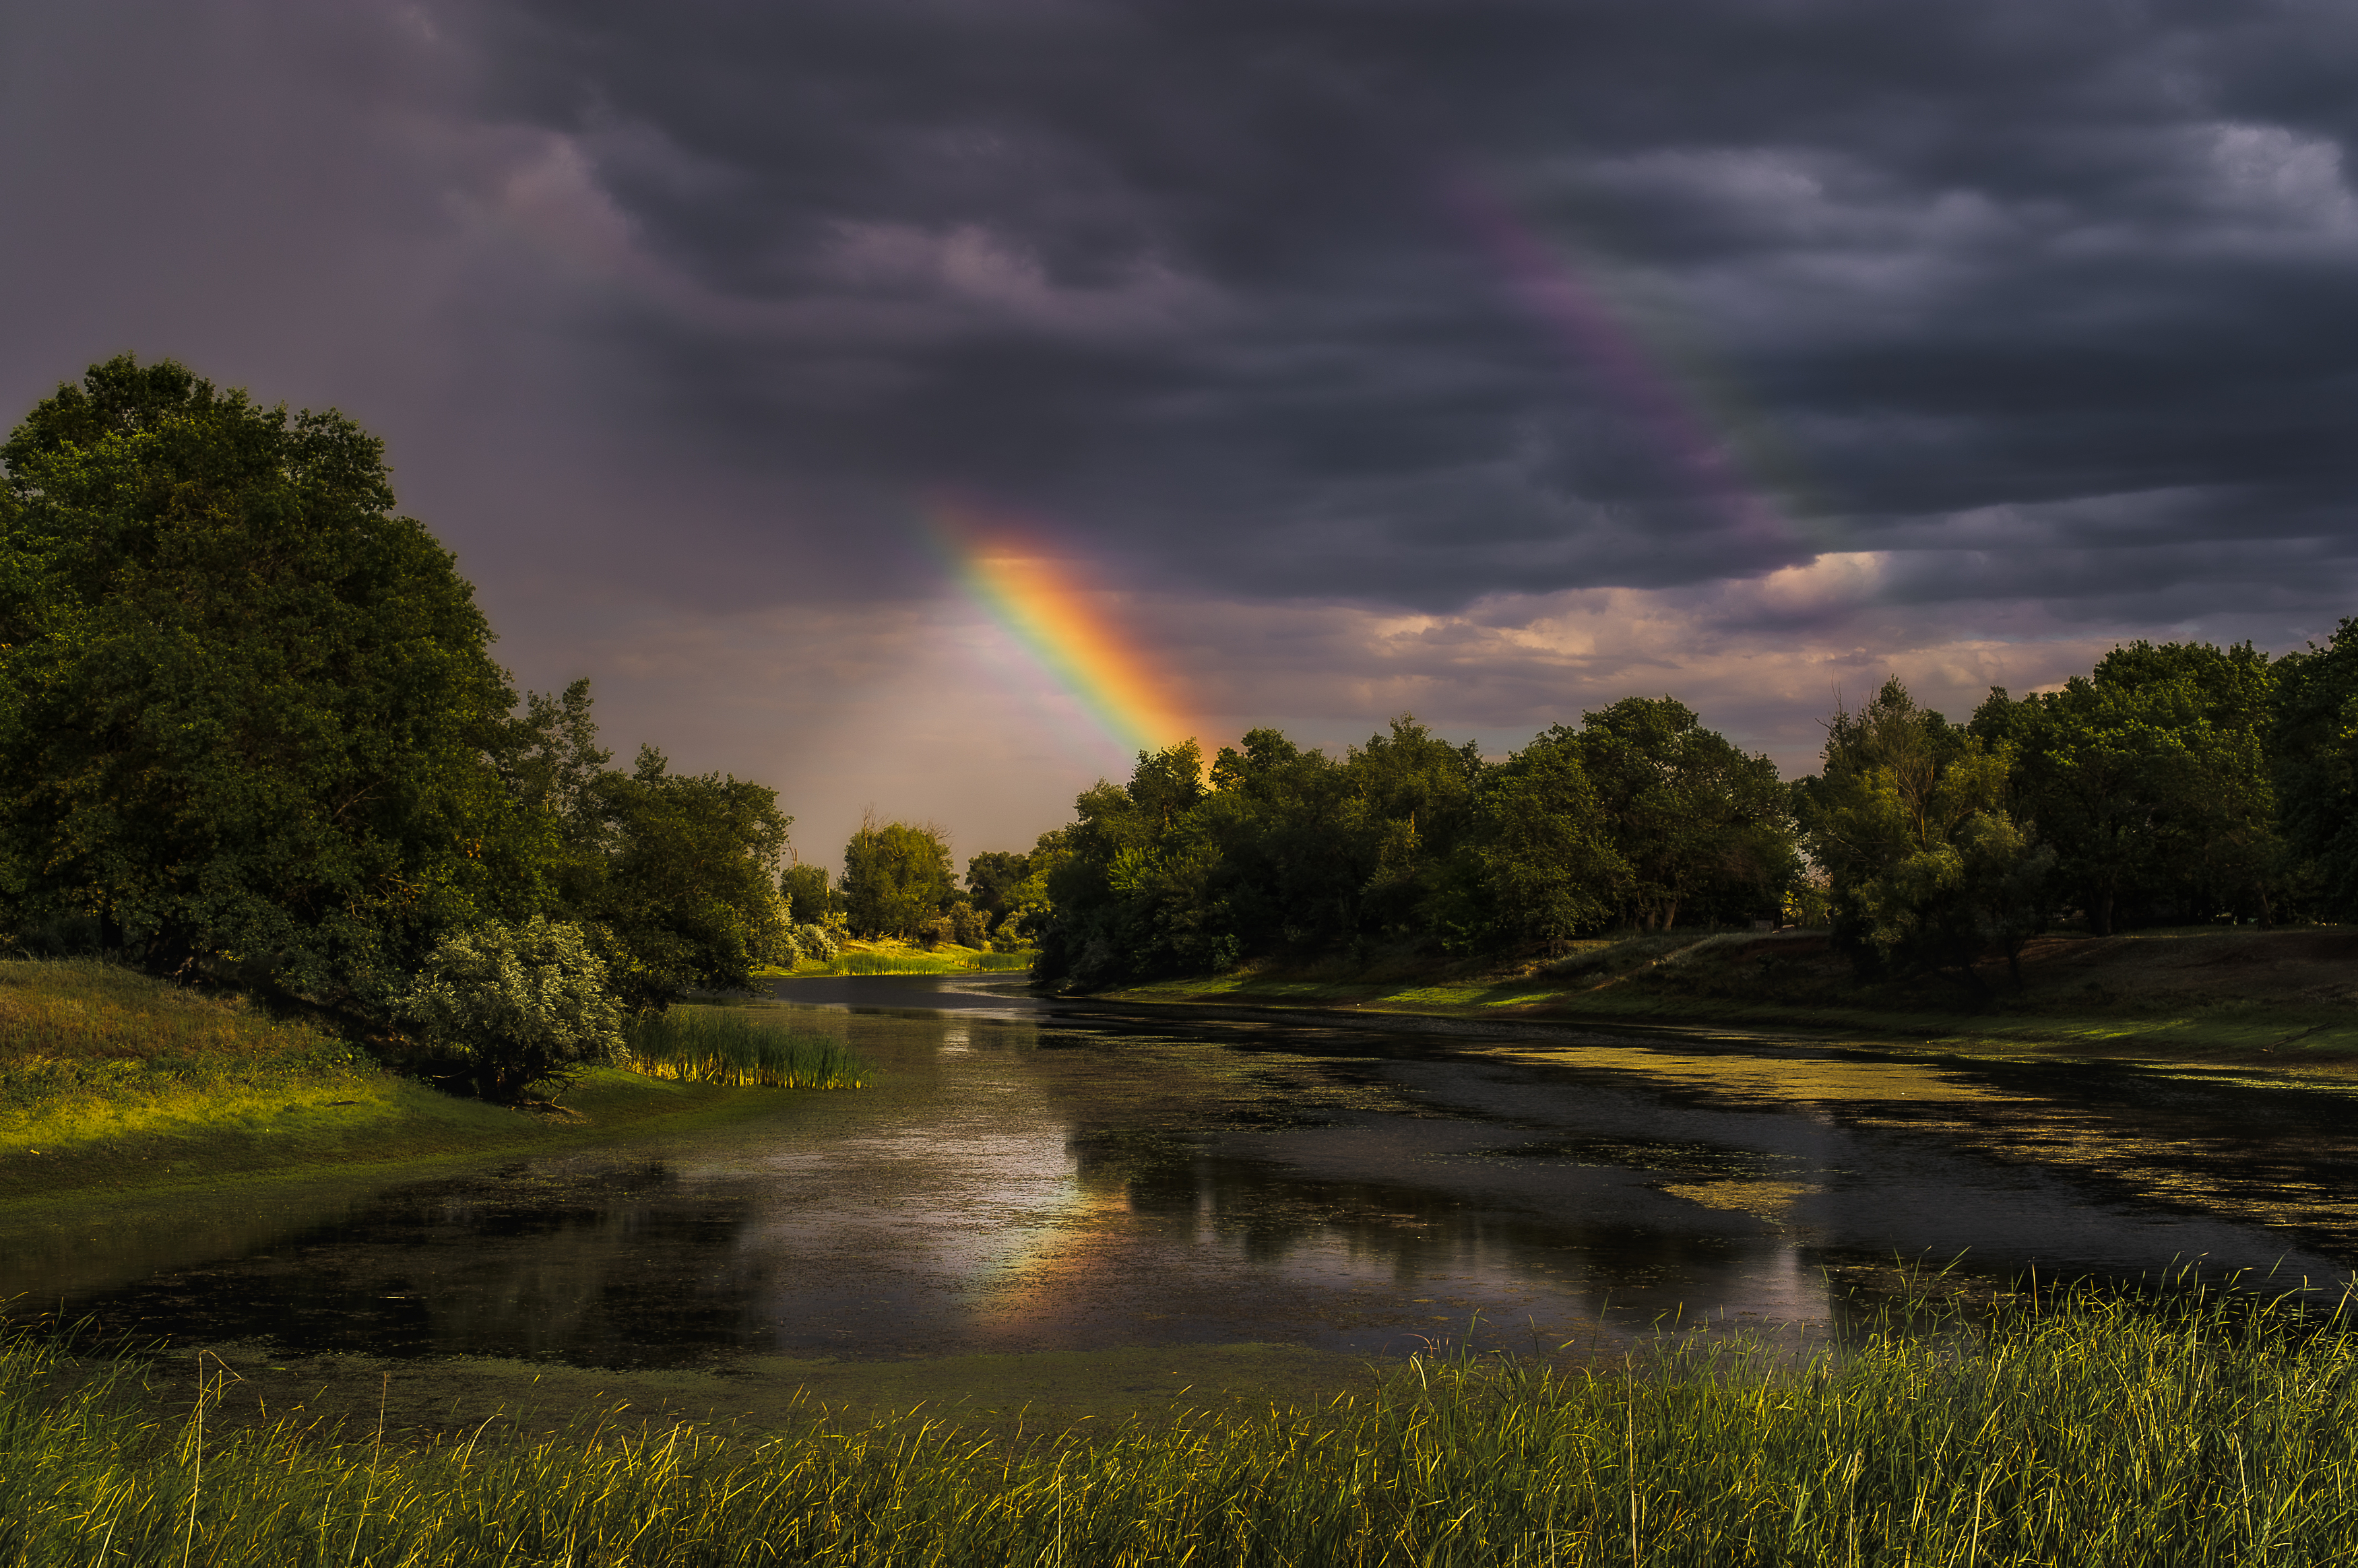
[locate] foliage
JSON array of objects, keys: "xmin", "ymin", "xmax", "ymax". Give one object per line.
[
  {"xmin": 994, "ymin": 830, "xmax": 1069, "ymax": 947},
  {"xmin": 572, "ymin": 747, "xmax": 794, "ymax": 1010},
  {"xmin": 2274, "ymin": 617, "xmax": 2358, "ymax": 919},
  {"xmin": 0, "ymin": 356, "xmax": 523, "ymax": 1002},
  {"xmin": 1476, "ymin": 731, "xmax": 1623, "ymax": 942},
  {"xmin": 1975, "ymin": 641, "xmax": 2280, "ymax": 934},
  {"xmin": 401, "ymin": 916, "xmax": 623, "ymax": 1100},
  {"xmin": 917, "ymin": 900, "xmax": 992, "ymax": 948},
  {"xmin": 14, "ymin": 1284, "xmax": 2358, "ymax": 1565},
  {"xmin": 1799, "ymin": 679, "xmax": 2053, "ymax": 989},
  {"xmin": 1566, "ymin": 696, "xmax": 1799, "ymax": 930},
  {"xmin": 841, "ymin": 817, "xmax": 957, "ymax": 938},
  {"xmin": 964, "ymin": 849, "xmax": 1031, "ymax": 924},
  {"xmin": 790, "ymin": 921, "xmax": 839, "ymax": 962},
  {"xmin": 779, "ymin": 859, "xmax": 837, "ymax": 925},
  {"xmin": 1034, "ymin": 710, "xmax": 1793, "ymax": 989}
]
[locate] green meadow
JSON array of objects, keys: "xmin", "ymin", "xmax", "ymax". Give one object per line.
[
  {"xmin": 0, "ymin": 960, "xmax": 834, "ymax": 1207},
  {"xmin": 8, "ymin": 1282, "xmax": 2358, "ymax": 1565}
]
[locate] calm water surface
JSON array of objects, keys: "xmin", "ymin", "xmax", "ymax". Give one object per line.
[{"xmin": 13, "ymin": 977, "xmax": 2358, "ymax": 1367}]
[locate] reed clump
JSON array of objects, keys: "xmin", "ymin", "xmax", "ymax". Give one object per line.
[
  {"xmin": 616, "ymin": 1009, "xmax": 865, "ymax": 1089},
  {"xmin": 9, "ymin": 1282, "xmax": 2358, "ymax": 1565}
]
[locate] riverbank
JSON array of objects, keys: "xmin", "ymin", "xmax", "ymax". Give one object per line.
[
  {"xmin": 762, "ymin": 938, "xmax": 1035, "ymax": 977},
  {"xmin": 11, "ymin": 1284, "xmax": 2356, "ymax": 1565},
  {"xmin": 0, "ymin": 958, "xmax": 794, "ymax": 1208},
  {"xmin": 1092, "ymin": 927, "xmax": 2358, "ymax": 1070}
]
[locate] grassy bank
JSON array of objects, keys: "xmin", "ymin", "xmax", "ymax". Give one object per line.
[
  {"xmin": 1104, "ymin": 927, "xmax": 2358, "ymax": 1068},
  {"xmin": 771, "ymin": 940, "xmax": 1035, "ymax": 977},
  {"xmin": 9, "ymin": 1286, "xmax": 2358, "ymax": 1565},
  {"xmin": 0, "ymin": 960, "xmax": 814, "ymax": 1207}
]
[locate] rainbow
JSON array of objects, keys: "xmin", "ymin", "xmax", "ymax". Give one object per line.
[
  {"xmin": 926, "ymin": 497, "xmax": 1204, "ymax": 760},
  {"xmin": 1441, "ymin": 172, "xmax": 1809, "ymax": 556}
]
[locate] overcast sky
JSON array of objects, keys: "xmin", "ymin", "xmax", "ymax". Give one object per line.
[{"xmin": 6, "ymin": 0, "xmax": 2355, "ymax": 869}]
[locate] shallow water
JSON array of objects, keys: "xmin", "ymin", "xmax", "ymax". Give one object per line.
[{"xmin": 11, "ymin": 977, "xmax": 2358, "ymax": 1369}]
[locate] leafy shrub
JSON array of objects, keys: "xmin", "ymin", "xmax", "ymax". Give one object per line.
[{"xmin": 402, "ymin": 917, "xmax": 622, "ymax": 1101}]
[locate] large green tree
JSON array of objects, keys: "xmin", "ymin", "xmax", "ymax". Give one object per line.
[
  {"xmin": 582, "ymin": 747, "xmax": 794, "ymax": 1008},
  {"xmin": 780, "ymin": 860, "xmax": 837, "ymax": 926},
  {"xmin": 1800, "ymin": 680, "xmax": 2051, "ymax": 990},
  {"xmin": 841, "ymin": 818, "xmax": 956, "ymax": 938},
  {"xmin": 1564, "ymin": 696, "xmax": 1797, "ymax": 929},
  {"xmin": 1973, "ymin": 641, "xmax": 2279, "ymax": 932},
  {"xmin": 2275, "ymin": 618, "xmax": 2358, "ymax": 918},
  {"xmin": 0, "ymin": 356, "xmax": 523, "ymax": 998},
  {"xmin": 964, "ymin": 851, "xmax": 1031, "ymax": 926},
  {"xmin": 1476, "ymin": 733, "xmax": 1623, "ymax": 943}
]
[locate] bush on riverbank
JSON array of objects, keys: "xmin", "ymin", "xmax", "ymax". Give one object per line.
[{"xmin": 7, "ymin": 1284, "xmax": 2357, "ymax": 1565}]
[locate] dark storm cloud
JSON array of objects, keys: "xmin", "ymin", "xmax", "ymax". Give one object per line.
[
  {"xmin": 400, "ymin": 0, "xmax": 2358, "ymax": 615},
  {"xmin": 7, "ymin": 0, "xmax": 2357, "ymax": 623}
]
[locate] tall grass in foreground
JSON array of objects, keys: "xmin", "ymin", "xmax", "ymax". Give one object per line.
[
  {"xmin": 11, "ymin": 1286, "xmax": 2358, "ymax": 1565},
  {"xmin": 617, "ymin": 1010, "xmax": 865, "ymax": 1089}
]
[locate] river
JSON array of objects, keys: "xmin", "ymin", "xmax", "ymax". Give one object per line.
[{"xmin": 11, "ymin": 976, "xmax": 2358, "ymax": 1373}]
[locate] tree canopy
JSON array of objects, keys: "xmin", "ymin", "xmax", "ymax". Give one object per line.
[
  {"xmin": 0, "ymin": 355, "xmax": 521, "ymax": 999},
  {"xmin": 841, "ymin": 818, "xmax": 956, "ymax": 938},
  {"xmin": 1031, "ymin": 710, "xmax": 1795, "ymax": 990},
  {"xmin": 1799, "ymin": 680, "xmax": 2051, "ymax": 989}
]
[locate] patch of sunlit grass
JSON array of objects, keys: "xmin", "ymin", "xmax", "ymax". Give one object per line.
[
  {"xmin": 796, "ymin": 944, "xmax": 1034, "ymax": 976},
  {"xmin": 0, "ymin": 959, "xmax": 377, "ymax": 1150},
  {"xmin": 0, "ymin": 958, "xmax": 337, "ymax": 1069}
]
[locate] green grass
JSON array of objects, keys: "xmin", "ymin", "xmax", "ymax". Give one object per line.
[
  {"xmin": 0, "ymin": 957, "xmax": 364, "ymax": 1134},
  {"xmin": 1110, "ymin": 927, "xmax": 2358, "ymax": 1068},
  {"xmin": 618, "ymin": 1008, "xmax": 866, "ymax": 1088},
  {"xmin": 0, "ymin": 960, "xmax": 795, "ymax": 1206},
  {"xmin": 11, "ymin": 1284, "xmax": 2358, "ymax": 1564},
  {"xmin": 793, "ymin": 944, "xmax": 1037, "ymax": 976}
]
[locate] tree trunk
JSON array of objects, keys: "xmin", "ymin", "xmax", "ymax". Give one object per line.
[{"xmin": 2093, "ymin": 888, "xmax": 2114, "ymax": 938}]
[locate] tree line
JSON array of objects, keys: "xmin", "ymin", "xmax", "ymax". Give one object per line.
[
  {"xmin": 1014, "ymin": 634, "xmax": 2358, "ymax": 993},
  {"xmin": 774, "ymin": 816, "xmax": 1048, "ymax": 953},
  {"xmin": 10, "ymin": 356, "xmax": 2357, "ymax": 1070}
]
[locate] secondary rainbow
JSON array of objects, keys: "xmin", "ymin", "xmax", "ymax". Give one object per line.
[
  {"xmin": 926, "ymin": 498, "xmax": 1202, "ymax": 760},
  {"xmin": 1441, "ymin": 170, "xmax": 1809, "ymax": 556}
]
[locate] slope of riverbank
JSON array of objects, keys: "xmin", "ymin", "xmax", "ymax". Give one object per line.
[
  {"xmin": 0, "ymin": 958, "xmax": 773, "ymax": 1206},
  {"xmin": 1095, "ymin": 927, "xmax": 2358, "ymax": 1068}
]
